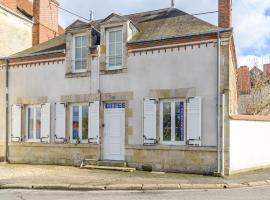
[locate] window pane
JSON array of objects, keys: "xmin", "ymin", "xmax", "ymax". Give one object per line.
[
  {"xmin": 81, "ymin": 60, "xmax": 87, "ymax": 69},
  {"xmin": 175, "ymin": 102, "xmax": 185, "ymax": 142},
  {"xmin": 81, "ymin": 36, "xmax": 87, "ymax": 46},
  {"xmin": 36, "ymin": 107, "xmax": 41, "ymax": 139},
  {"xmin": 109, "ymin": 43, "xmax": 115, "ymax": 55},
  {"xmin": 72, "ymin": 106, "xmax": 79, "ymax": 140},
  {"xmin": 75, "ymin": 36, "xmax": 81, "ymax": 47},
  {"xmin": 75, "ymin": 48, "xmax": 81, "ymax": 59},
  {"xmin": 75, "ymin": 61, "xmax": 82, "ymax": 70},
  {"xmin": 82, "ymin": 106, "xmax": 88, "ymax": 140},
  {"xmin": 109, "ymin": 56, "xmax": 116, "ymax": 67},
  {"xmin": 115, "ymin": 30, "xmax": 122, "ymax": 42},
  {"xmin": 116, "ymin": 55, "xmax": 122, "ymax": 66},
  {"xmin": 28, "ymin": 108, "xmax": 34, "ymax": 139},
  {"xmin": 163, "ymin": 102, "xmax": 171, "ymax": 141},
  {"xmin": 82, "ymin": 47, "xmax": 87, "ymax": 59},
  {"xmin": 115, "ymin": 42, "xmax": 122, "ymax": 55},
  {"xmin": 109, "ymin": 31, "xmax": 115, "ymax": 43}
]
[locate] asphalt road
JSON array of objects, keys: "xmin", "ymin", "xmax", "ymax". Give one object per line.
[{"xmin": 0, "ymin": 186, "xmax": 270, "ymax": 200}]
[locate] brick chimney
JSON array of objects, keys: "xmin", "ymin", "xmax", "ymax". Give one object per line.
[
  {"xmin": 218, "ymin": 0, "xmax": 232, "ymax": 28},
  {"xmin": 237, "ymin": 66, "xmax": 251, "ymax": 95},
  {"xmin": 32, "ymin": 0, "xmax": 59, "ymax": 46},
  {"xmin": 263, "ymin": 64, "xmax": 270, "ymax": 81},
  {"xmin": 0, "ymin": 0, "xmax": 17, "ymax": 11}
]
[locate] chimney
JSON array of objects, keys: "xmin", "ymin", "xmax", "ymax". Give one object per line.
[
  {"xmin": 218, "ymin": 0, "xmax": 232, "ymax": 28},
  {"xmin": 263, "ymin": 64, "xmax": 270, "ymax": 81},
  {"xmin": 0, "ymin": 0, "xmax": 17, "ymax": 11},
  {"xmin": 237, "ymin": 66, "xmax": 251, "ymax": 95},
  {"xmin": 32, "ymin": 0, "xmax": 59, "ymax": 46}
]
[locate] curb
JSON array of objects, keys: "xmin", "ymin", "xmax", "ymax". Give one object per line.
[{"xmin": 0, "ymin": 180, "xmax": 269, "ymax": 191}]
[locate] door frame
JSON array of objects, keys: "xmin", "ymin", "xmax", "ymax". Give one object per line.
[{"xmin": 103, "ymin": 102, "xmax": 125, "ymax": 161}]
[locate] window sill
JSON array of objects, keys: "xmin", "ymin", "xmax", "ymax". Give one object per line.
[
  {"xmin": 65, "ymin": 71, "xmax": 91, "ymax": 78},
  {"xmin": 100, "ymin": 68, "xmax": 127, "ymax": 75}
]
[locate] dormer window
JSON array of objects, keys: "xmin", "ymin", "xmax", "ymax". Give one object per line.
[
  {"xmin": 106, "ymin": 27, "xmax": 123, "ymax": 70},
  {"xmin": 73, "ymin": 34, "xmax": 88, "ymax": 72}
]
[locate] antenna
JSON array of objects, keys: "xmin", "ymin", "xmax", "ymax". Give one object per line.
[
  {"xmin": 171, "ymin": 0, "xmax": 175, "ymax": 8},
  {"xmin": 90, "ymin": 10, "xmax": 93, "ymax": 21}
]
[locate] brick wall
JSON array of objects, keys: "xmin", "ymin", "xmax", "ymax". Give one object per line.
[
  {"xmin": 219, "ymin": 0, "xmax": 232, "ymax": 28},
  {"xmin": 237, "ymin": 66, "xmax": 251, "ymax": 95},
  {"xmin": 0, "ymin": 0, "xmax": 17, "ymax": 11},
  {"xmin": 263, "ymin": 64, "xmax": 270, "ymax": 81},
  {"xmin": 32, "ymin": 0, "xmax": 59, "ymax": 46}
]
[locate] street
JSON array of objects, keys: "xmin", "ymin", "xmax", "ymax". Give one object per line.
[{"xmin": 0, "ymin": 186, "xmax": 270, "ymax": 200}]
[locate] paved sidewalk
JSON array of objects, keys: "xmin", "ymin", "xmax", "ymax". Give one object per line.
[{"xmin": 0, "ymin": 163, "xmax": 270, "ymax": 191}]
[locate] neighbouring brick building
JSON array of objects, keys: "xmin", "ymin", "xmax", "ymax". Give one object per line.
[
  {"xmin": 237, "ymin": 66, "xmax": 250, "ymax": 95},
  {"xmin": 0, "ymin": 0, "xmax": 63, "ymax": 57}
]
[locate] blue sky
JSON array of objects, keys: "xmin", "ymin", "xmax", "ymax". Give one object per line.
[{"xmin": 59, "ymin": 0, "xmax": 270, "ymax": 68}]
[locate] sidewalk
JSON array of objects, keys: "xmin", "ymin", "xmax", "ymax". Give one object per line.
[{"xmin": 0, "ymin": 163, "xmax": 269, "ymax": 191}]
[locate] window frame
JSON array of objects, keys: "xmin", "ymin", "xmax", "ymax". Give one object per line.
[
  {"xmin": 160, "ymin": 99, "xmax": 186, "ymax": 145},
  {"xmin": 72, "ymin": 33, "xmax": 88, "ymax": 73},
  {"xmin": 106, "ymin": 27, "xmax": 123, "ymax": 70},
  {"xmin": 25, "ymin": 105, "xmax": 42, "ymax": 143},
  {"xmin": 69, "ymin": 103, "xmax": 89, "ymax": 144}
]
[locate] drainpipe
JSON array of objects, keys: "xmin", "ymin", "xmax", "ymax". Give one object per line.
[
  {"xmin": 4, "ymin": 59, "xmax": 9, "ymax": 163},
  {"xmin": 217, "ymin": 30, "xmax": 221, "ymax": 175}
]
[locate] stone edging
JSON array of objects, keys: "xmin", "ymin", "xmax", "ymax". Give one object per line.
[{"xmin": 0, "ymin": 180, "xmax": 270, "ymax": 191}]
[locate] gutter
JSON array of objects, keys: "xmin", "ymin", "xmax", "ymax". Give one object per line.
[
  {"xmin": 128, "ymin": 28, "xmax": 233, "ymax": 44},
  {"xmin": 0, "ymin": 49, "xmax": 66, "ymax": 60},
  {"xmin": 216, "ymin": 30, "xmax": 225, "ymax": 176},
  {"xmin": 4, "ymin": 59, "xmax": 9, "ymax": 163}
]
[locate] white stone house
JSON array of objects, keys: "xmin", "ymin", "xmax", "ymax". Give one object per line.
[{"xmin": 1, "ymin": 0, "xmax": 270, "ymax": 176}]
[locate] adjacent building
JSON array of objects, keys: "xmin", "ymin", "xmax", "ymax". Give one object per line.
[{"xmin": 0, "ymin": 0, "xmax": 62, "ymax": 57}]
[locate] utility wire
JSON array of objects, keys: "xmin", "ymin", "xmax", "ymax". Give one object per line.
[{"xmin": 49, "ymin": 0, "xmax": 218, "ymax": 22}]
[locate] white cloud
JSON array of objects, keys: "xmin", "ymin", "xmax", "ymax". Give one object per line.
[
  {"xmin": 238, "ymin": 54, "xmax": 270, "ymax": 69},
  {"xmin": 233, "ymin": 0, "xmax": 270, "ymax": 55}
]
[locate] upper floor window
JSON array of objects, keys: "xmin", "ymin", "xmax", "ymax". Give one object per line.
[
  {"xmin": 106, "ymin": 28, "xmax": 123, "ymax": 70},
  {"xmin": 73, "ymin": 34, "xmax": 88, "ymax": 72}
]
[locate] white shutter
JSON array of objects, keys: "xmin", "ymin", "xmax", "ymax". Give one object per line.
[
  {"xmin": 55, "ymin": 103, "xmax": 66, "ymax": 142},
  {"xmin": 11, "ymin": 105, "xmax": 22, "ymax": 142},
  {"xmin": 143, "ymin": 99, "xmax": 157, "ymax": 145},
  {"xmin": 41, "ymin": 103, "xmax": 50, "ymax": 143},
  {"xmin": 187, "ymin": 97, "xmax": 202, "ymax": 146},
  {"xmin": 88, "ymin": 101, "xmax": 100, "ymax": 144}
]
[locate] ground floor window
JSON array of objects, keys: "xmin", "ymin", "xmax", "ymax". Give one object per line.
[
  {"xmin": 26, "ymin": 105, "xmax": 41, "ymax": 142},
  {"xmin": 160, "ymin": 100, "xmax": 186, "ymax": 145},
  {"xmin": 70, "ymin": 104, "xmax": 89, "ymax": 143}
]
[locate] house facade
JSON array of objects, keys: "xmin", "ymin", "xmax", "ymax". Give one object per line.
[{"xmin": 0, "ymin": 0, "xmax": 244, "ymax": 175}]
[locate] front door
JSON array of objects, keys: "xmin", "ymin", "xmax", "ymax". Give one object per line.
[{"xmin": 104, "ymin": 103, "xmax": 125, "ymax": 161}]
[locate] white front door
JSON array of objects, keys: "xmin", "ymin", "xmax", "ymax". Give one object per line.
[{"xmin": 104, "ymin": 103, "xmax": 125, "ymax": 161}]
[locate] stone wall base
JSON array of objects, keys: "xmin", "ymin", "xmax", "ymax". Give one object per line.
[
  {"xmin": 8, "ymin": 144, "xmax": 100, "ymax": 166},
  {"xmin": 126, "ymin": 145, "xmax": 218, "ymax": 174}
]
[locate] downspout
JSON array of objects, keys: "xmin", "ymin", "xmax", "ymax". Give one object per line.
[
  {"xmin": 4, "ymin": 59, "xmax": 9, "ymax": 163},
  {"xmin": 217, "ymin": 30, "xmax": 221, "ymax": 175}
]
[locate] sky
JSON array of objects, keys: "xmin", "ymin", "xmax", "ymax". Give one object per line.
[{"xmin": 59, "ymin": 0, "xmax": 270, "ymax": 69}]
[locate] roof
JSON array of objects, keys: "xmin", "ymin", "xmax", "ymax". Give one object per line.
[
  {"xmin": 10, "ymin": 7, "xmax": 220, "ymax": 58},
  {"xmin": 12, "ymin": 34, "xmax": 66, "ymax": 57}
]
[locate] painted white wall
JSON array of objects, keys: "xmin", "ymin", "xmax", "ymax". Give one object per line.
[
  {"xmin": 2, "ymin": 42, "xmax": 218, "ymax": 148},
  {"xmin": 230, "ymin": 120, "xmax": 270, "ymax": 171},
  {"xmin": 101, "ymin": 44, "xmax": 218, "ymax": 146},
  {"xmin": 0, "ymin": 6, "xmax": 33, "ymax": 57}
]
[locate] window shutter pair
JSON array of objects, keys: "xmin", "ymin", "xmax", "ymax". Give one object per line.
[
  {"xmin": 143, "ymin": 97, "xmax": 202, "ymax": 146},
  {"xmin": 11, "ymin": 103, "xmax": 51, "ymax": 143},
  {"xmin": 55, "ymin": 102, "xmax": 100, "ymax": 144}
]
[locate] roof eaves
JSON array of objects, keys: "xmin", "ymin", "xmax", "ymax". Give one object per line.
[
  {"xmin": 2, "ymin": 49, "xmax": 65, "ymax": 60},
  {"xmin": 0, "ymin": 4, "xmax": 33, "ymax": 24},
  {"xmin": 128, "ymin": 28, "xmax": 233, "ymax": 44}
]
